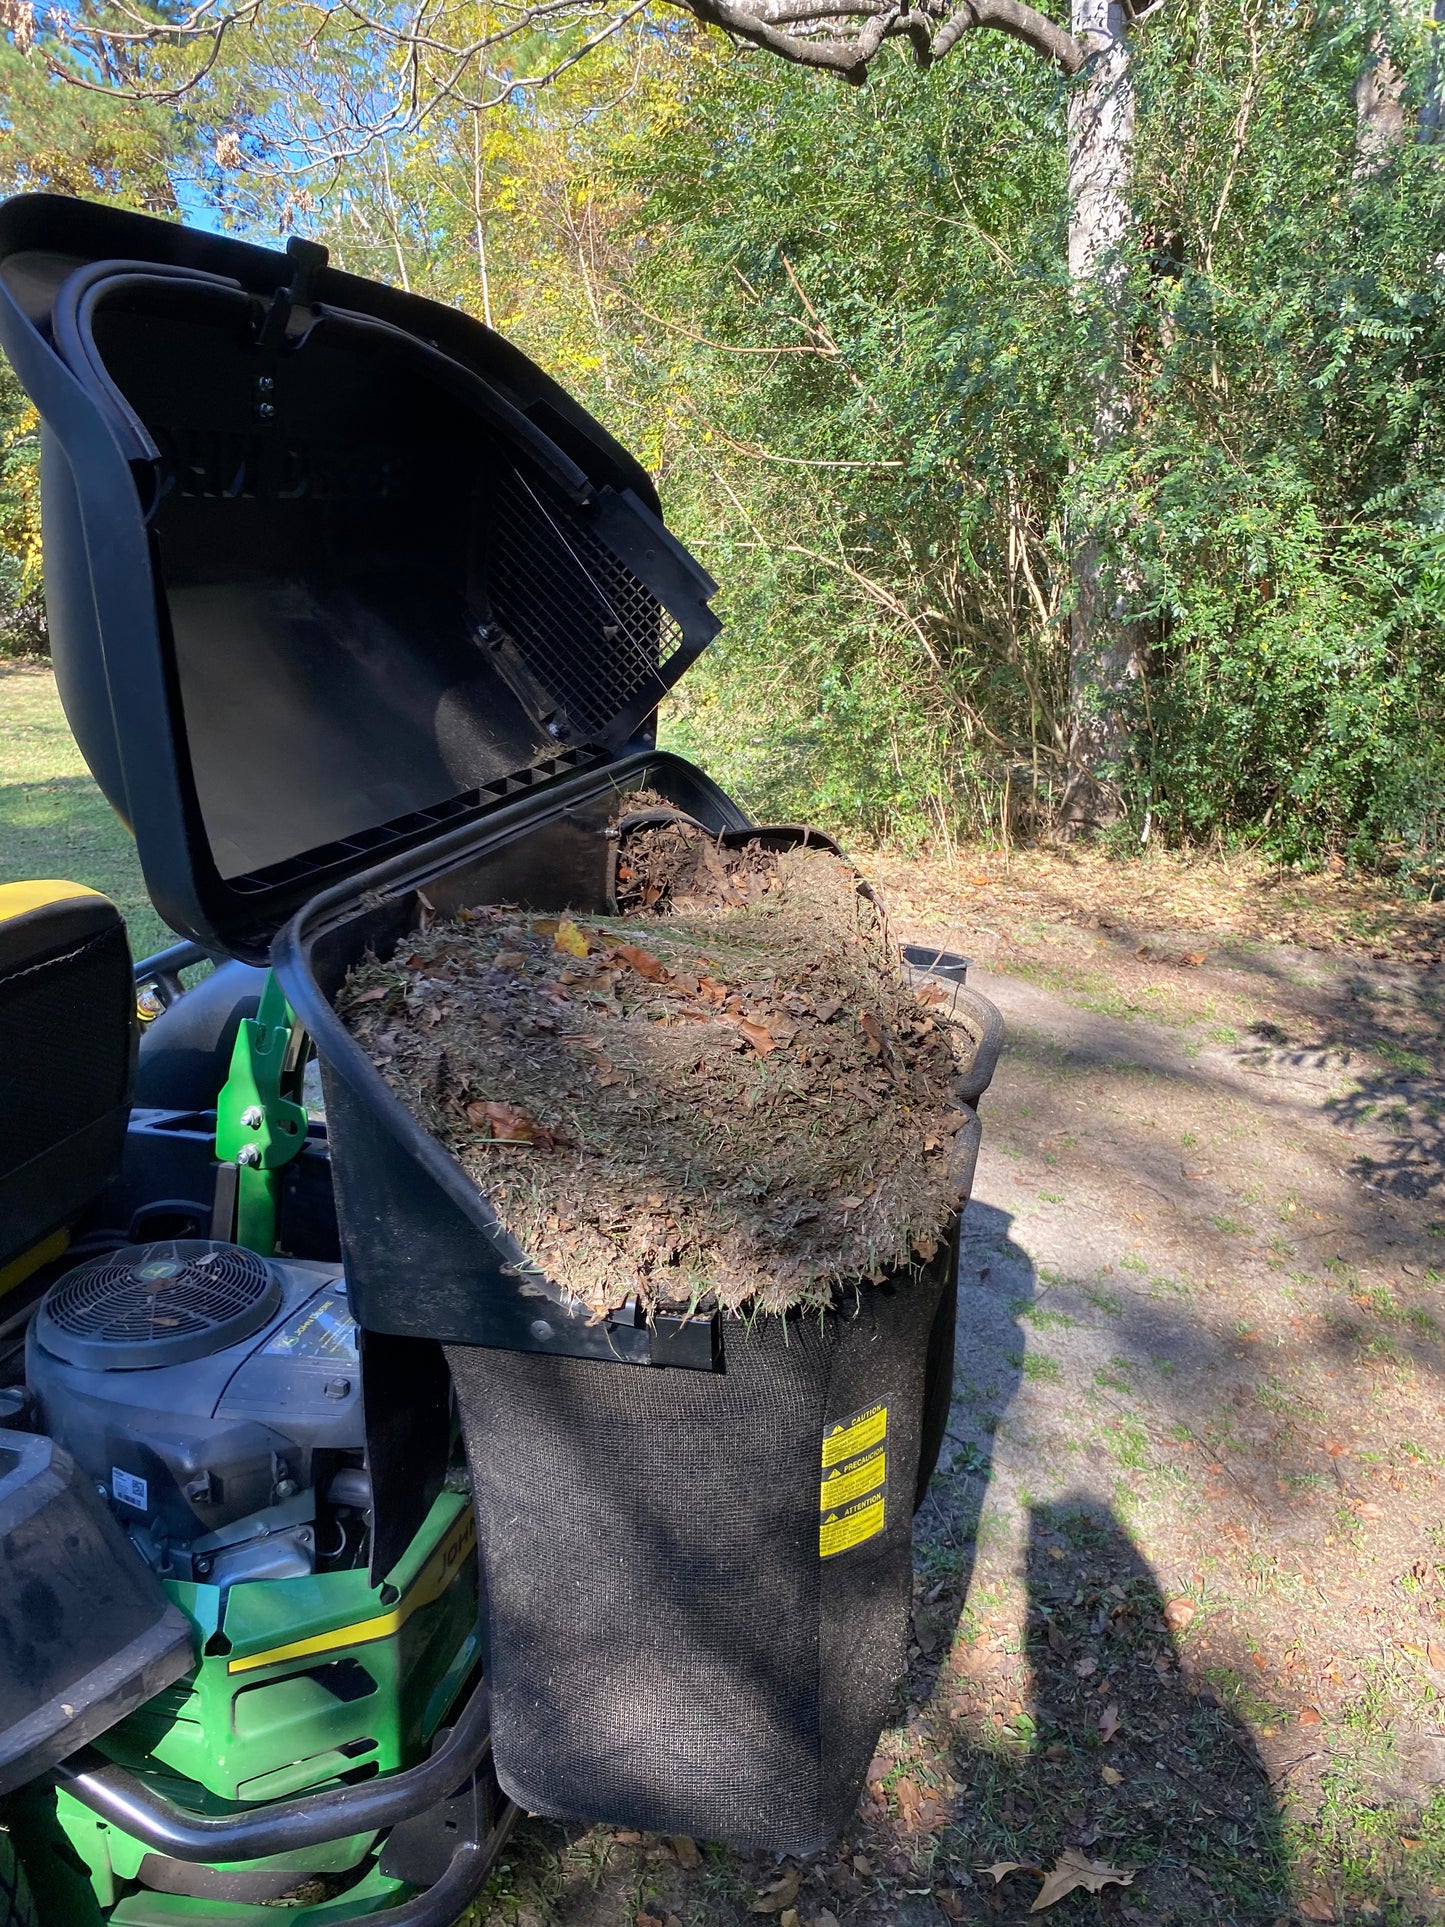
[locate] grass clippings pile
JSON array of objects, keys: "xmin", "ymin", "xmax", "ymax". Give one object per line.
[{"xmin": 339, "ymin": 819, "xmax": 975, "ymax": 1316}]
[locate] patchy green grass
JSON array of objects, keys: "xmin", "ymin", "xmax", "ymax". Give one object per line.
[
  {"xmin": 1106, "ymin": 1414, "xmax": 1151, "ymax": 1470},
  {"xmin": 1208, "ymin": 1213, "xmax": 1247, "ymax": 1236},
  {"xmin": 0, "ymin": 665, "xmax": 166, "ymax": 956},
  {"xmin": 1017, "ymin": 1304, "xmax": 1077, "ymax": 1332},
  {"xmin": 1376, "ymin": 1042, "xmax": 1430, "ymax": 1077},
  {"xmin": 1081, "ymin": 1281, "xmax": 1126, "ymax": 1316},
  {"xmin": 1012, "ymin": 1352, "xmax": 1064, "ymax": 1385},
  {"xmin": 1295, "ymin": 1781, "xmax": 1445, "ymax": 1922}
]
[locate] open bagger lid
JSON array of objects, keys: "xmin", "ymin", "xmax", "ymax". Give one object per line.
[{"xmin": 0, "ymin": 194, "xmax": 720, "ymax": 961}]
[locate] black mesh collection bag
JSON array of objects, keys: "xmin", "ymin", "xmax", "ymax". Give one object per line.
[{"xmin": 446, "ymin": 1246, "xmax": 949, "ymax": 1852}]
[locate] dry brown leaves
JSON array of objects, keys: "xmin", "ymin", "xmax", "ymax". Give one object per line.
[
  {"xmin": 984, "ymin": 1851, "xmax": 1136, "ymax": 1912},
  {"xmin": 1298, "ymin": 1893, "xmax": 1337, "ymax": 1922},
  {"xmin": 339, "ymin": 827, "xmax": 976, "ymax": 1315},
  {"xmin": 750, "ymin": 1867, "xmax": 800, "ymax": 1912},
  {"xmin": 867, "ymin": 843, "xmax": 1445, "ymax": 963}
]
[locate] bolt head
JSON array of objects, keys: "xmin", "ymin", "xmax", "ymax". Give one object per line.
[
  {"xmin": 257, "ymin": 401, "xmax": 276, "ymax": 420},
  {"xmin": 241, "ymin": 1105, "xmax": 264, "ymax": 1129},
  {"xmin": 236, "ymin": 1144, "xmax": 262, "ymax": 1168}
]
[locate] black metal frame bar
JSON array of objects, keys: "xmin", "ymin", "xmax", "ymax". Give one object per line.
[
  {"xmin": 56, "ymin": 1668, "xmax": 491, "ymax": 1858},
  {"xmin": 133, "ymin": 939, "xmax": 210, "ymax": 1008},
  {"xmin": 54, "ymin": 1670, "xmax": 513, "ymax": 1925}
]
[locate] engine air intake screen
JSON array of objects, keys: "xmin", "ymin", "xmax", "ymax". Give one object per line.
[{"xmin": 36, "ymin": 1240, "xmax": 280, "ymax": 1370}]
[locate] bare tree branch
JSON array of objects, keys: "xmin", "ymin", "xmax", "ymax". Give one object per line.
[
  {"xmin": 32, "ymin": 0, "xmax": 1084, "ymax": 170},
  {"xmin": 681, "ymin": 0, "xmax": 1082, "ymax": 75}
]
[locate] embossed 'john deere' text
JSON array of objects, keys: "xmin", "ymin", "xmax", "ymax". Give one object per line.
[{"xmin": 151, "ymin": 425, "xmax": 410, "ymax": 504}]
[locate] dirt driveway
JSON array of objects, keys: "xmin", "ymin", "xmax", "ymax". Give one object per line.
[{"xmin": 471, "ymin": 851, "xmax": 1445, "ymax": 1927}]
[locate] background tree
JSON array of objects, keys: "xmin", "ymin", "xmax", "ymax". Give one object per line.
[
  {"xmin": 0, "ymin": 12, "xmax": 196, "ymax": 650},
  {"xmin": 0, "ymin": 0, "xmax": 1442, "ymax": 879},
  {"xmin": 1063, "ymin": 0, "xmax": 1141, "ymax": 822}
]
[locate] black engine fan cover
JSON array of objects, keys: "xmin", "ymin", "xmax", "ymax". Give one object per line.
[
  {"xmin": 26, "ymin": 1248, "xmax": 361, "ymax": 1546},
  {"xmin": 34, "ymin": 1240, "xmax": 280, "ymax": 1370}
]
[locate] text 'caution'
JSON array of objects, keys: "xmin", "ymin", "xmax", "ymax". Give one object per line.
[{"xmin": 819, "ymin": 1402, "xmax": 888, "ymax": 1557}]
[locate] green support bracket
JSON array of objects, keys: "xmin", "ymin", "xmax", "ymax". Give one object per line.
[{"xmin": 215, "ymin": 971, "xmax": 309, "ymax": 1256}]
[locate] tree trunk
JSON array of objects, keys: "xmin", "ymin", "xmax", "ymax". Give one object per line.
[
  {"xmin": 1063, "ymin": 0, "xmax": 1142, "ymax": 829},
  {"xmin": 1420, "ymin": 0, "xmax": 1445, "ymax": 142},
  {"xmin": 1353, "ymin": 22, "xmax": 1407, "ymax": 175},
  {"xmin": 471, "ymin": 112, "xmax": 495, "ymax": 330}
]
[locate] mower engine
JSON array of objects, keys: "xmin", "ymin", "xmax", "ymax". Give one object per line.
[
  {"xmin": 26, "ymin": 1240, "xmax": 368, "ymax": 1589},
  {"xmin": 11, "ymin": 1238, "xmax": 487, "ymax": 1923}
]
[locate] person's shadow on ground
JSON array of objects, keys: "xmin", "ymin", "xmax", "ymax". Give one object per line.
[{"xmin": 877, "ymin": 1200, "xmax": 1290, "ymax": 1924}]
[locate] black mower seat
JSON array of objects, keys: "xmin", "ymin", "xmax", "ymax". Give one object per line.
[{"xmin": 0, "ymin": 881, "xmax": 134, "ymax": 1291}]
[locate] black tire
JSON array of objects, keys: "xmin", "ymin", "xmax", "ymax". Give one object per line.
[{"xmin": 0, "ymin": 1833, "xmax": 39, "ymax": 1927}]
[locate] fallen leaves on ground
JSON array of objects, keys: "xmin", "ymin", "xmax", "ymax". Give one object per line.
[
  {"xmin": 463, "ymin": 1098, "xmax": 555, "ymax": 1147},
  {"xmin": 866, "ymin": 841, "xmax": 1445, "ymax": 963},
  {"xmin": 731, "ymin": 1015, "xmax": 777, "ymax": 1055},
  {"xmin": 611, "ymin": 941, "xmax": 667, "ymax": 981},
  {"xmin": 983, "ymin": 1854, "xmax": 1136, "ymax": 1913},
  {"xmin": 750, "ymin": 1868, "xmax": 800, "ymax": 1913},
  {"xmin": 1032, "ymin": 1851, "xmax": 1137, "ymax": 1912},
  {"xmin": 668, "ymin": 1836, "xmax": 701, "ymax": 1869},
  {"xmin": 1163, "ymin": 1597, "xmax": 1196, "ymax": 1631},
  {"xmin": 553, "ymin": 917, "xmax": 590, "ymax": 958},
  {"xmin": 1098, "ymin": 1701, "xmax": 1121, "ymax": 1742},
  {"xmin": 1299, "ymin": 1894, "xmax": 1336, "ymax": 1922}
]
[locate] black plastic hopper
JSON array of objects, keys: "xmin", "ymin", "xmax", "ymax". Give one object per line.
[
  {"xmin": 0, "ymin": 195, "xmax": 719, "ymax": 961},
  {"xmin": 0, "ymin": 193, "xmax": 1002, "ymax": 1859}
]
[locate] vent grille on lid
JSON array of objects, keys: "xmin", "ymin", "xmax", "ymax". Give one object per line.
[{"xmin": 488, "ymin": 465, "xmax": 679, "ymax": 739}]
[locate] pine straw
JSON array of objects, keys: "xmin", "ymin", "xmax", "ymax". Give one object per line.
[{"xmin": 338, "ymin": 830, "xmax": 975, "ymax": 1316}]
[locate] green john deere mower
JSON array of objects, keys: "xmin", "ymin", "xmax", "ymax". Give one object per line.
[
  {"xmin": 0, "ymin": 192, "xmax": 1000, "ymax": 1925},
  {"xmin": 0, "ymin": 883, "xmax": 509, "ymax": 1925}
]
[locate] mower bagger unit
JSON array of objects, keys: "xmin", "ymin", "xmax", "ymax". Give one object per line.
[{"xmin": 0, "ymin": 193, "xmax": 1001, "ymax": 1924}]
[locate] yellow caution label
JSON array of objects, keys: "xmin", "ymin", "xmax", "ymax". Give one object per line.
[
  {"xmin": 820, "ymin": 1447, "xmax": 886, "ymax": 1512},
  {"xmin": 820, "ymin": 1491, "xmax": 886, "ymax": 1558},
  {"xmin": 821, "ymin": 1401, "xmax": 888, "ymax": 1469}
]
